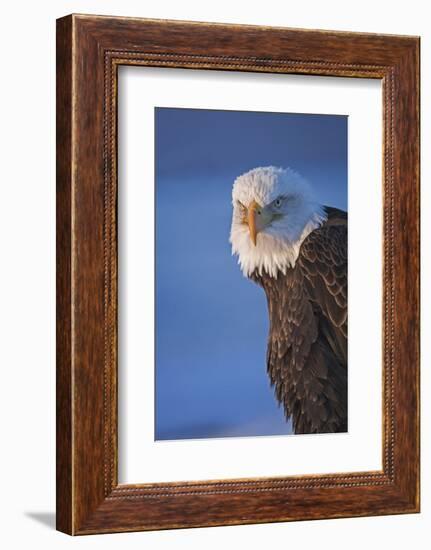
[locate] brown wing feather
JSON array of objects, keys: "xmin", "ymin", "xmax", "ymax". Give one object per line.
[{"xmin": 254, "ymin": 207, "xmax": 347, "ymax": 434}]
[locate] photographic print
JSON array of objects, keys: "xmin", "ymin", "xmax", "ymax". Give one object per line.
[{"xmin": 155, "ymin": 107, "xmax": 347, "ymax": 440}]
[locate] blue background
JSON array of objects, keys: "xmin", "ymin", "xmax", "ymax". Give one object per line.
[{"xmin": 155, "ymin": 108, "xmax": 347, "ymax": 440}]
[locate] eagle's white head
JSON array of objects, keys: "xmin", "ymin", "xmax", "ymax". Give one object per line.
[{"xmin": 230, "ymin": 166, "xmax": 326, "ymax": 278}]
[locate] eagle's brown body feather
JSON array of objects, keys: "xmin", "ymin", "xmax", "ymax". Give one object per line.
[{"xmin": 251, "ymin": 206, "xmax": 347, "ymax": 434}]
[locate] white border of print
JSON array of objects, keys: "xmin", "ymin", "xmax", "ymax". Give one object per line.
[{"xmin": 117, "ymin": 66, "xmax": 382, "ymax": 484}]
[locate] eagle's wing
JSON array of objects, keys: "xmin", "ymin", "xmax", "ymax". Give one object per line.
[
  {"xmin": 299, "ymin": 218, "xmax": 347, "ymax": 363},
  {"xmin": 265, "ymin": 215, "xmax": 347, "ymax": 434}
]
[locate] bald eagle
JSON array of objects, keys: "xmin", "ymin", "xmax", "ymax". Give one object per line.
[{"xmin": 230, "ymin": 166, "xmax": 347, "ymax": 434}]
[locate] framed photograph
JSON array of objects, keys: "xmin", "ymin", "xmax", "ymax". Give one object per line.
[{"xmin": 56, "ymin": 14, "xmax": 420, "ymax": 535}]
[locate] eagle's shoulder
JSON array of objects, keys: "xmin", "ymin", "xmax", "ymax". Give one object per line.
[
  {"xmin": 299, "ymin": 206, "xmax": 347, "ymax": 266},
  {"xmin": 297, "ymin": 206, "xmax": 347, "ymax": 336},
  {"xmin": 323, "ymin": 205, "xmax": 347, "ymax": 225}
]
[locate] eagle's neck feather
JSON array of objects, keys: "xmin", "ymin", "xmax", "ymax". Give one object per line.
[{"xmin": 231, "ymin": 208, "xmax": 326, "ymax": 279}]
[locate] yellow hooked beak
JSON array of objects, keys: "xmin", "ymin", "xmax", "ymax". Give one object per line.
[
  {"xmin": 247, "ymin": 200, "xmax": 260, "ymax": 246},
  {"xmin": 246, "ymin": 200, "xmax": 275, "ymax": 246}
]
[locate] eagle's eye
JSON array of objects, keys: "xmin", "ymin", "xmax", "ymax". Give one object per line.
[
  {"xmin": 275, "ymin": 197, "xmax": 283, "ymax": 207},
  {"xmin": 236, "ymin": 201, "xmax": 247, "ymax": 223}
]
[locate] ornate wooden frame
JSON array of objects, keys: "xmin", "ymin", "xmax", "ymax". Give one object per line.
[{"xmin": 56, "ymin": 14, "xmax": 420, "ymax": 535}]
